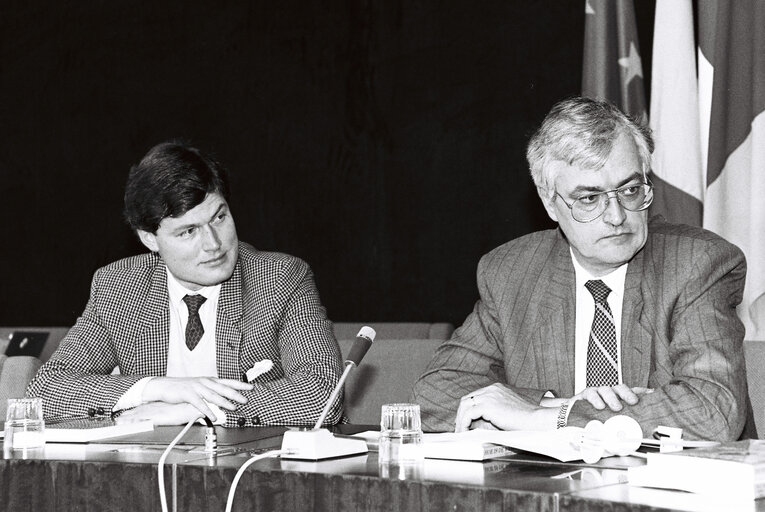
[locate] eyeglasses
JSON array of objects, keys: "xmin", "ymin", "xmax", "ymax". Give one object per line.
[{"xmin": 555, "ymin": 182, "xmax": 654, "ymax": 223}]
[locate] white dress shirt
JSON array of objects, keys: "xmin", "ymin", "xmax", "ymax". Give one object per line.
[
  {"xmin": 113, "ymin": 268, "xmax": 221, "ymax": 413},
  {"xmin": 165, "ymin": 271, "xmax": 220, "ymax": 379},
  {"xmin": 571, "ymin": 248, "xmax": 628, "ymax": 394}
]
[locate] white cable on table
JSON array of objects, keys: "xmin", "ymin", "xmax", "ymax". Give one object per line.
[
  {"xmin": 225, "ymin": 449, "xmax": 290, "ymax": 512},
  {"xmin": 158, "ymin": 418, "xmax": 198, "ymax": 512}
]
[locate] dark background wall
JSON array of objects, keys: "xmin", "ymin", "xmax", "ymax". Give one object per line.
[{"xmin": 0, "ymin": 1, "xmax": 655, "ymax": 328}]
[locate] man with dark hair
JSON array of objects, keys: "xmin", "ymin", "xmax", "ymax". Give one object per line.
[
  {"xmin": 28, "ymin": 141, "xmax": 343, "ymax": 427},
  {"xmin": 412, "ymin": 97, "xmax": 752, "ymax": 441}
]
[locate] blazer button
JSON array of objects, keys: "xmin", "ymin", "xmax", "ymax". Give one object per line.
[
  {"xmin": 87, "ymin": 407, "xmax": 96, "ymax": 417},
  {"xmin": 236, "ymin": 417, "xmax": 246, "ymax": 427},
  {"xmin": 251, "ymin": 416, "xmax": 260, "ymax": 426},
  {"xmin": 96, "ymin": 407, "xmax": 105, "ymax": 416}
]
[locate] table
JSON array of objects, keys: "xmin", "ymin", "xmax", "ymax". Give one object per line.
[{"xmin": 0, "ymin": 427, "xmax": 762, "ymax": 512}]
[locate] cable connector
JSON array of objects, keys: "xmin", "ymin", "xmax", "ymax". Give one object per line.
[{"xmin": 203, "ymin": 416, "xmax": 217, "ymax": 454}]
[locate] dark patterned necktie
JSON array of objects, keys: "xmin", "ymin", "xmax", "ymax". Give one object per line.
[
  {"xmin": 585, "ymin": 280, "xmax": 619, "ymax": 387},
  {"xmin": 183, "ymin": 294, "xmax": 207, "ymax": 351}
]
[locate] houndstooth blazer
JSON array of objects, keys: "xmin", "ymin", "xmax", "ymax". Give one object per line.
[
  {"xmin": 27, "ymin": 242, "xmax": 343, "ymax": 428},
  {"xmin": 413, "ymin": 217, "xmax": 751, "ymax": 441}
]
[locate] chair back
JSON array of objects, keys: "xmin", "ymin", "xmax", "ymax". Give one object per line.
[
  {"xmin": 0, "ymin": 355, "xmax": 43, "ymax": 418},
  {"xmin": 337, "ymin": 337, "xmax": 441, "ymax": 425},
  {"xmin": 0, "ymin": 327, "xmax": 69, "ymax": 363},
  {"xmin": 333, "ymin": 322, "xmax": 454, "ymax": 341}
]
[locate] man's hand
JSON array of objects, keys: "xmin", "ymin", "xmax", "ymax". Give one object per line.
[
  {"xmin": 142, "ymin": 377, "xmax": 253, "ymax": 419},
  {"xmin": 573, "ymin": 384, "xmax": 653, "ymax": 411},
  {"xmin": 455, "ymin": 383, "xmax": 556, "ymax": 432},
  {"xmin": 469, "ymin": 419, "xmax": 500, "ymax": 430},
  {"xmin": 115, "ymin": 402, "xmax": 203, "ymax": 426}
]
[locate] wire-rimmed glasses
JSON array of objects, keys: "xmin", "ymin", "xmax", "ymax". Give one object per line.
[{"xmin": 555, "ymin": 182, "xmax": 654, "ymax": 223}]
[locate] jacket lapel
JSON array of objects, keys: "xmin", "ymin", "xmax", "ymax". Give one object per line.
[
  {"xmin": 134, "ymin": 257, "xmax": 169, "ymax": 376},
  {"xmin": 535, "ymin": 231, "xmax": 576, "ymax": 396},
  {"xmin": 621, "ymin": 246, "xmax": 652, "ymax": 386},
  {"xmin": 216, "ymin": 257, "xmax": 243, "ymax": 381}
]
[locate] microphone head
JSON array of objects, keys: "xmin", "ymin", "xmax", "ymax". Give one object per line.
[
  {"xmin": 345, "ymin": 326, "xmax": 376, "ymax": 366},
  {"xmin": 356, "ymin": 326, "xmax": 376, "ymax": 342}
]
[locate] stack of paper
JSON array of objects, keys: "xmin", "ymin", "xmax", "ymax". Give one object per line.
[
  {"xmin": 423, "ymin": 428, "xmax": 586, "ymax": 462},
  {"xmin": 628, "ymin": 439, "xmax": 765, "ymax": 501},
  {"xmin": 422, "ymin": 431, "xmax": 513, "ymax": 461}
]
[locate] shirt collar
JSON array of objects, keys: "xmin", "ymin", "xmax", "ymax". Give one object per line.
[
  {"xmin": 165, "ymin": 267, "xmax": 222, "ymax": 306},
  {"xmin": 569, "ymin": 248, "xmax": 628, "ymax": 300}
]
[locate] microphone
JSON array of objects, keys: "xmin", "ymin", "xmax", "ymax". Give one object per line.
[
  {"xmin": 281, "ymin": 326, "xmax": 376, "ymax": 460},
  {"xmin": 344, "ymin": 326, "xmax": 375, "ymax": 367}
]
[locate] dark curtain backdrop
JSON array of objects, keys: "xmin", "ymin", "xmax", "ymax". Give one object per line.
[{"xmin": 0, "ymin": 1, "xmax": 654, "ymax": 328}]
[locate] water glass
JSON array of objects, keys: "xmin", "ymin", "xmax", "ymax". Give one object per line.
[
  {"xmin": 4, "ymin": 398, "xmax": 45, "ymax": 455},
  {"xmin": 379, "ymin": 403, "xmax": 424, "ymax": 464}
]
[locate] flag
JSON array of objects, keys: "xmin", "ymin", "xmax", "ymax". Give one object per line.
[
  {"xmin": 701, "ymin": 1, "xmax": 765, "ymax": 340},
  {"xmin": 649, "ymin": 1, "xmax": 765, "ymax": 338},
  {"xmin": 648, "ymin": 0, "xmax": 703, "ymax": 227},
  {"xmin": 582, "ymin": 0, "xmax": 647, "ymax": 122},
  {"xmin": 589, "ymin": 0, "xmax": 765, "ymax": 337}
]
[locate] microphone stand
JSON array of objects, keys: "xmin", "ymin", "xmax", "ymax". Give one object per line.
[
  {"xmin": 312, "ymin": 361, "xmax": 355, "ymax": 430},
  {"xmin": 281, "ymin": 327, "xmax": 375, "ymax": 460}
]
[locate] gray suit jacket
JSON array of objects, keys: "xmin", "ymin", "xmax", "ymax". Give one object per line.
[
  {"xmin": 27, "ymin": 242, "xmax": 343, "ymax": 428},
  {"xmin": 413, "ymin": 218, "xmax": 750, "ymax": 441}
]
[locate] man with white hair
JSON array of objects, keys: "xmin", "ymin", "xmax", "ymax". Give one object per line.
[{"xmin": 413, "ymin": 96, "xmax": 752, "ymax": 441}]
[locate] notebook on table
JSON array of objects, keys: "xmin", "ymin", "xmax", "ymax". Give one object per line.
[
  {"xmin": 95, "ymin": 423, "xmax": 370, "ymax": 446},
  {"xmin": 1, "ymin": 417, "xmax": 154, "ymax": 443},
  {"xmin": 103, "ymin": 424, "xmax": 288, "ymax": 446},
  {"xmin": 2, "ymin": 420, "xmax": 369, "ymax": 446}
]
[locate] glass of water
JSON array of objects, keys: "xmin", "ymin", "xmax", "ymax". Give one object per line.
[
  {"xmin": 378, "ymin": 403, "xmax": 424, "ymax": 464},
  {"xmin": 4, "ymin": 398, "xmax": 45, "ymax": 456}
]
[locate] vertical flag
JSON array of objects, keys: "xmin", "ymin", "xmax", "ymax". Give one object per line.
[
  {"xmin": 649, "ymin": 1, "xmax": 765, "ymax": 338},
  {"xmin": 648, "ymin": 0, "xmax": 703, "ymax": 227},
  {"xmin": 590, "ymin": 0, "xmax": 765, "ymax": 337},
  {"xmin": 701, "ymin": 1, "xmax": 765, "ymax": 340},
  {"xmin": 582, "ymin": 0, "xmax": 647, "ymax": 122}
]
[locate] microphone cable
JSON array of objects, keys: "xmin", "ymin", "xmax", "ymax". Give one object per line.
[
  {"xmin": 225, "ymin": 449, "xmax": 293, "ymax": 512},
  {"xmin": 158, "ymin": 417, "xmax": 198, "ymax": 512}
]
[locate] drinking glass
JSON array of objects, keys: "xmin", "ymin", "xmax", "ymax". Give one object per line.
[
  {"xmin": 4, "ymin": 398, "xmax": 45, "ymax": 456},
  {"xmin": 378, "ymin": 403, "xmax": 423, "ymax": 464}
]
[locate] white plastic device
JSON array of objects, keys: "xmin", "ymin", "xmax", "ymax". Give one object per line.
[
  {"xmin": 280, "ymin": 429, "xmax": 368, "ymax": 460},
  {"xmin": 280, "ymin": 326, "xmax": 375, "ymax": 460}
]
